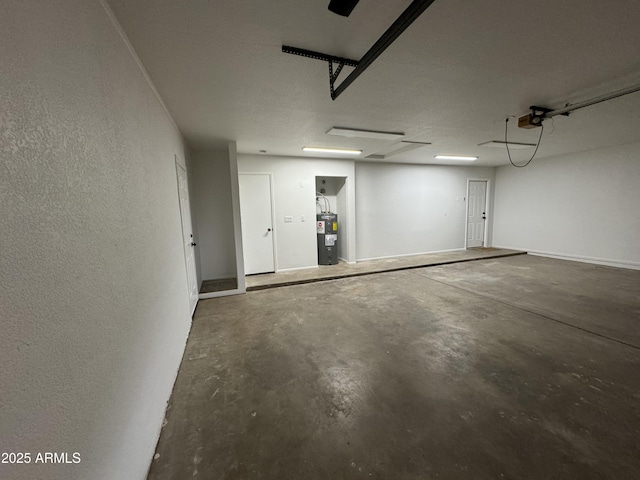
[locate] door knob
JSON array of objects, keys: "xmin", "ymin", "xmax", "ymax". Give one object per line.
[
  {"xmin": 191, "ymin": 242, "xmax": 197, "ymax": 246},
  {"xmin": 267, "ymin": 228, "xmax": 272, "ymax": 232}
]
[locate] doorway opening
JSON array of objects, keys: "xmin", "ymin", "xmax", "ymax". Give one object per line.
[{"xmin": 315, "ymin": 176, "xmax": 348, "ymax": 265}]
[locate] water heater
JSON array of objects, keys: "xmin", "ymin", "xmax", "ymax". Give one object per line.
[{"xmin": 316, "ymin": 213, "xmax": 338, "ymax": 265}]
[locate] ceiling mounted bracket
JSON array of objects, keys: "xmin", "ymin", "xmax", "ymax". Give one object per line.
[
  {"xmin": 283, "ymin": 0, "xmax": 438, "ymax": 100},
  {"xmin": 282, "ymin": 46, "xmax": 358, "ymax": 99},
  {"xmin": 329, "ymin": 60, "xmax": 346, "ymax": 98}
]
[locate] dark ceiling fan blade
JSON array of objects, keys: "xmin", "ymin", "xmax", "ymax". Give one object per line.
[{"xmin": 328, "ymin": 0, "xmax": 361, "ymax": 17}]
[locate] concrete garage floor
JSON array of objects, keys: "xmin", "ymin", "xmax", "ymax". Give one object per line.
[{"xmin": 148, "ymin": 255, "xmax": 640, "ymax": 480}]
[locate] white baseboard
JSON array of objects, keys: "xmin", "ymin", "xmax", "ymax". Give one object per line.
[
  {"xmin": 338, "ymin": 257, "xmax": 356, "ymax": 265},
  {"xmin": 492, "ymin": 245, "xmax": 640, "ymax": 271},
  {"xmin": 357, "ymin": 248, "xmax": 465, "ymax": 263},
  {"xmin": 277, "ymin": 265, "xmax": 320, "ymax": 273}
]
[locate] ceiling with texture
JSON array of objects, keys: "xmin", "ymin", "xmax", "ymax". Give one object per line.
[{"xmin": 106, "ymin": 0, "xmax": 640, "ymax": 166}]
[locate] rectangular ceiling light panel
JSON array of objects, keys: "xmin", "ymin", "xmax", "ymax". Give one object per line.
[{"xmin": 326, "ymin": 127, "xmax": 404, "ymax": 141}]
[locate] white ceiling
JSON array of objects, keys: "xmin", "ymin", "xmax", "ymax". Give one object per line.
[{"xmin": 107, "ymin": 0, "xmax": 640, "ymax": 166}]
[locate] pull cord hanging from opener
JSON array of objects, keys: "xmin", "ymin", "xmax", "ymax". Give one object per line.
[{"xmin": 505, "ymin": 117, "xmax": 544, "ymax": 168}]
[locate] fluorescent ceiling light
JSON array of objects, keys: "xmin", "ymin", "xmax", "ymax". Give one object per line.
[
  {"xmin": 478, "ymin": 141, "xmax": 536, "ymax": 149},
  {"xmin": 434, "ymin": 155, "xmax": 478, "ymax": 161},
  {"xmin": 303, "ymin": 146, "xmax": 362, "ymax": 155},
  {"xmin": 326, "ymin": 127, "xmax": 404, "ymax": 141}
]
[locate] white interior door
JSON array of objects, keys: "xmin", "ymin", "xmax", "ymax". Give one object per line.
[
  {"xmin": 176, "ymin": 161, "xmax": 198, "ymax": 315},
  {"xmin": 467, "ymin": 180, "xmax": 487, "ymax": 248},
  {"xmin": 239, "ymin": 173, "xmax": 275, "ymax": 275}
]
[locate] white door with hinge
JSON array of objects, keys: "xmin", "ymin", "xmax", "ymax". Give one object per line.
[
  {"xmin": 239, "ymin": 173, "xmax": 275, "ymax": 275},
  {"xmin": 176, "ymin": 160, "xmax": 198, "ymax": 315},
  {"xmin": 467, "ymin": 180, "xmax": 487, "ymax": 248}
]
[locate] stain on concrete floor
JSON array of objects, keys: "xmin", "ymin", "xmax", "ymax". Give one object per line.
[{"xmin": 148, "ymin": 256, "xmax": 640, "ymax": 480}]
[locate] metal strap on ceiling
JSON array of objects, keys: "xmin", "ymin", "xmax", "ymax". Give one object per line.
[{"xmin": 281, "ymin": 46, "xmax": 359, "ymax": 68}]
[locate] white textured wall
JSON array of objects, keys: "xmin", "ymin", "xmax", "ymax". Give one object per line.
[
  {"xmin": 237, "ymin": 155, "xmax": 356, "ymax": 270},
  {"xmin": 493, "ymin": 143, "xmax": 640, "ymax": 269},
  {"xmin": 0, "ymin": 2, "xmax": 193, "ymax": 479},
  {"xmin": 355, "ymin": 163, "xmax": 496, "ymax": 260},
  {"xmin": 192, "ymin": 150, "xmax": 237, "ymax": 280}
]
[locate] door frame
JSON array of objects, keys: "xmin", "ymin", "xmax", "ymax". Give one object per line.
[
  {"xmin": 465, "ymin": 178, "xmax": 491, "ymax": 249},
  {"xmin": 238, "ymin": 172, "xmax": 279, "ymax": 274}
]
